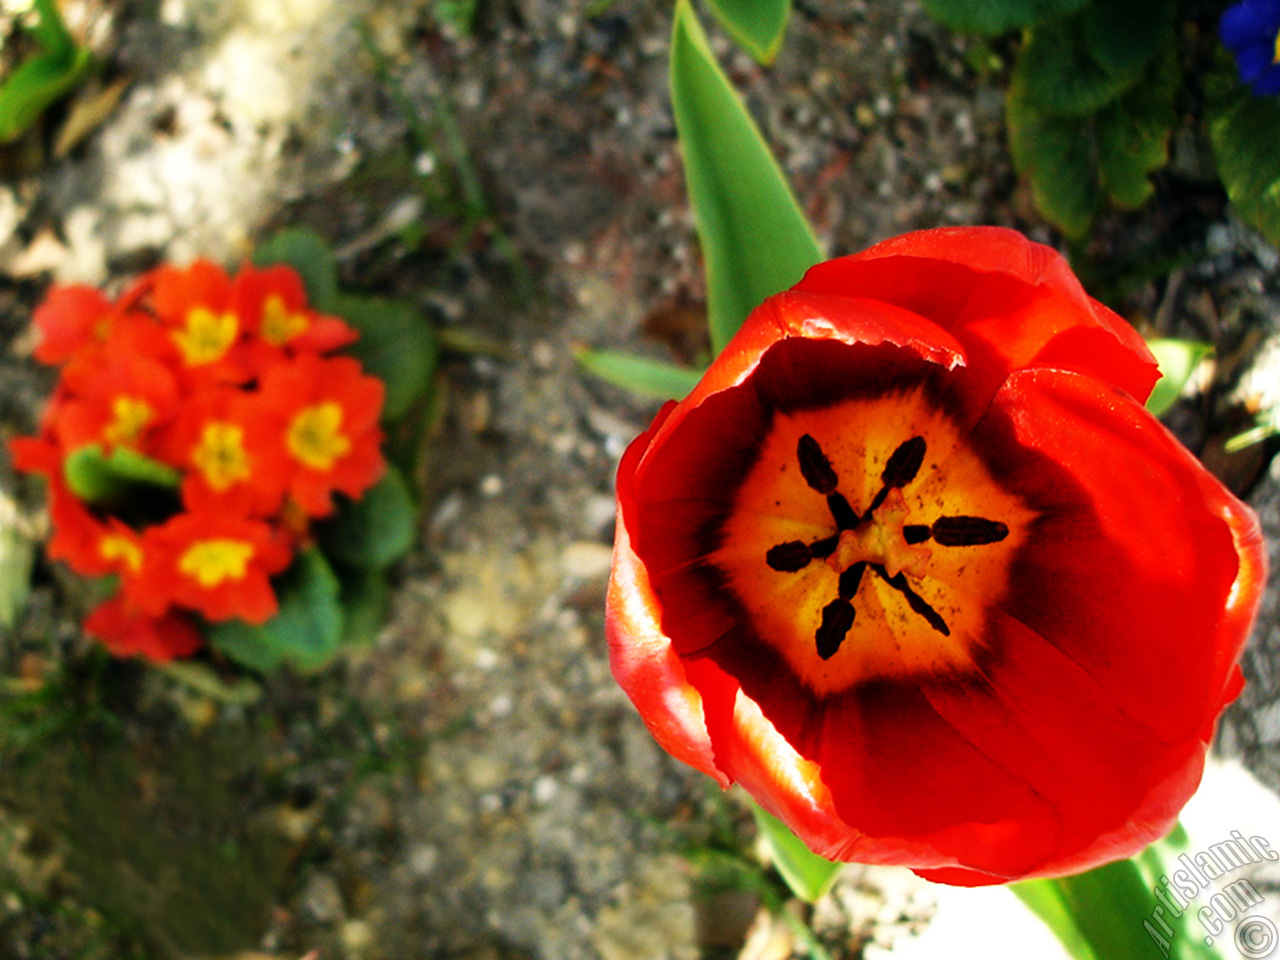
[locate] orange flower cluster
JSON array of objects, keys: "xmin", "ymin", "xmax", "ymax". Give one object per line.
[{"xmin": 10, "ymin": 261, "xmax": 386, "ymax": 661}]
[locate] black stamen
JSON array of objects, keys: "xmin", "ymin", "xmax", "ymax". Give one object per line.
[
  {"xmin": 816, "ymin": 599, "xmax": 855, "ymax": 659},
  {"xmin": 882, "ymin": 435, "xmax": 927, "ymax": 489},
  {"xmin": 766, "ymin": 541, "xmax": 813, "ymax": 572},
  {"xmin": 903, "ymin": 524, "xmax": 932, "ymax": 544},
  {"xmin": 864, "ymin": 435, "xmax": 929, "ymax": 517},
  {"xmin": 837, "ymin": 561, "xmax": 867, "ymax": 600},
  {"xmin": 873, "ymin": 565, "xmax": 950, "ymax": 636},
  {"xmin": 932, "ymin": 516, "xmax": 1009, "ymax": 547},
  {"xmin": 827, "ymin": 492, "xmax": 859, "ymax": 531},
  {"xmin": 809, "ymin": 534, "xmax": 838, "ymax": 559},
  {"xmin": 797, "ymin": 434, "xmax": 838, "ymax": 495}
]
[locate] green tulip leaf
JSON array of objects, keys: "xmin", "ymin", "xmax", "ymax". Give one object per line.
[
  {"xmin": 207, "ymin": 548, "xmax": 344, "ymax": 673},
  {"xmin": 1014, "ymin": 824, "xmax": 1223, "ymax": 960},
  {"xmin": 704, "ymin": 0, "xmax": 790, "ymax": 65},
  {"xmin": 319, "ymin": 466, "xmax": 417, "ymax": 569},
  {"xmin": 1146, "ymin": 339, "xmax": 1212, "ymax": 417},
  {"xmin": 0, "ymin": 0, "xmax": 92, "ymax": 144},
  {"xmin": 1208, "ymin": 60, "xmax": 1280, "ymax": 249},
  {"xmin": 670, "ymin": 0, "xmax": 822, "ymax": 354},
  {"xmin": 919, "ymin": 0, "xmax": 1089, "ymax": 36},
  {"xmin": 575, "ymin": 348, "xmax": 704, "ymax": 400},
  {"xmin": 0, "ymin": 45, "xmax": 92, "ymax": 144},
  {"xmin": 751, "ymin": 803, "xmax": 843, "ymax": 903},
  {"xmin": 332, "ymin": 295, "xmax": 437, "ymax": 420},
  {"xmin": 252, "ymin": 227, "xmax": 341, "ymax": 311}
]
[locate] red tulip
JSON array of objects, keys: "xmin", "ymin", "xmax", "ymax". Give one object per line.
[{"xmin": 606, "ymin": 227, "xmax": 1266, "ymax": 885}]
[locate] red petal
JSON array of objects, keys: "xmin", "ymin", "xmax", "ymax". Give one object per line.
[
  {"xmin": 32, "ymin": 285, "xmax": 114, "ymax": 364},
  {"xmin": 793, "ymin": 227, "xmax": 1159, "ymax": 405},
  {"xmin": 648, "ymin": 291, "xmax": 966, "ymax": 455},
  {"xmin": 85, "ymin": 596, "xmax": 203, "ymax": 662},
  {"xmin": 973, "ymin": 368, "xmax": 1264, "ymax": 742},
  {"xmin": 607, "ymin": 473, "xmax": 728, "ymax": 786}
]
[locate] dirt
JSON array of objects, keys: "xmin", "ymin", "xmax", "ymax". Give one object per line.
[{"xmin": 1, "ymin": 1, "xmax": 1279, "ymax": 959}]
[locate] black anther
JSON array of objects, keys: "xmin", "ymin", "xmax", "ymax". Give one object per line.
[
  {"xmin": 873, "ymin": 565, "xmax": 950, "ymax": 636},
  {"xmin": 932, "ymin": 516, "xmax": 1009, "ymax": 547},
  {"xmin": 837, "ymin": 561, "xmax": 867, "ymax": 600},
  {"xmin": 766, "ymin": 541, "xmax": 813, "ymax": 572},
  {"xmin": 816, "ymin": 599, "xmax": 855, "ymax": 659},
  {"xmin": 797, "ymin": 434, "xmax": 838, "ymax": 495},
  {"xmin": 902, "ymin": 524, "xmax": 932, "ymax": 544}
]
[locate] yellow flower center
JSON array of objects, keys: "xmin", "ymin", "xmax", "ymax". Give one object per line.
[
  {"xmin": 103, "ymin": 396, "xmax": 153, "ymax": 447},
  {"xmin": 261, "ymin": 295, "xmax": 310, "ymax": 345},
  {"xmin": 172, "ymin": 307, "xmax": 238, "ymax": 366},
  {"xmin": 287, "ymin": 402, "xmax": 350, "ymax": 471},
  {"xmin": 824, "ymin": 489, "xmax": 932, "ymax": 580},
  {"xmin": 192, "ymin": 422, "xmax": 251, "ymax": 490},
  {"xmin": 713, "ymin": 386, "xmax": 1035, "ymax": 695},
  {"xmin": 1274, "ymin": 27, "xmax": 1280, "ymax": 64},
  {"xmin": 178, "ymin": 538, "xmax": 254, "ymax": 588},
  {"xmin": 99, "ymin": 533, "xmax": 142, "ymax": 573}
]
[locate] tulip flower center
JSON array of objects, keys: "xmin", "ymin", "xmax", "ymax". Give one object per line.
[
  {"xmin": 763, "ymin": 431, "xmax": 1011, "ymax": 661},
  {"xmin": 710, "ymin": 385, "xmax": 1036, "ymax": 695}
]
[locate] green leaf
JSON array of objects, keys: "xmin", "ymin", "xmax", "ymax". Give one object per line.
[
  {"xmin": 318, "ymin": 466, "xmax": 417, "ymax": 569},
  {"xmin": 207, "ymin": 548, "xmax": 344, "ymax": 673},
  {"xmin": 704, "ymin": 0, "xmax": 790, "ymax": 65},
  {"xmin": 434, "ymin": 0, "xmax": 479, "ymax": 36},
  {"xmin": 0, "ymin": 44, "xmax": 92, "ymax": 144},
  {"xmin": 0, "ymin": 515, "xmax": 34, "ymax": 629},
  {"xmin": 1019, "ymin": 0, "xmax": 1173, "ymax": 119},
  {"xmin": 251, "ymin": 227, "xmax": 340, "ymax": 311},
  {"xmin": 1007, "ymin": 73, "xmax": 1101, "ymax": 239},
  {"xmin": 575, "ymin": 348, "xmax": 704, "ymax": 400},
  {"xmin": 1095, "ymin": 42, "xmax": 1179, "ymax": 210},
  {"xmin": 1208, "ymin": 60, "xmax": 1280, "ymax": 249},
  {"xmin": 919, "ymin": 0, "xmax": 1089, "ymax": 36},
  {"xmin": 28, "ymin": 0, "xmax": 77, "ymax": 53},
  {"xmin": 1145, "ymin": 339, "xmax": 1211, "ymax": 417},
  {"xmin": 63, "ymin": 445, "xmax": 180, "ymax": 505},
  {"xmin": 332, "ymin": 295, "xmax": 437, "ymax": 420},
  {"xmin": 751, "ymin": 803, "xmax": 843, "ymax": 903},
  {"xmin": 1014, "ymin": 826, "xmax": 1225, "ymax": 960},
  {"xmin": 1009, "ymin": 34, "xmax": 1178, "ymax": 237},
  {"xmin": 336, "ymin": 566, "xmax": 390, "ymax": 647},
  {"xmin": 670, "ymin": 0, "xmax": 822, "ymax": 354}
]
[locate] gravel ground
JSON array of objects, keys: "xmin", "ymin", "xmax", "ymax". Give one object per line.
[{"xmin": 2, "ymin": 1, "xmax": 1280, "ymax": 958}]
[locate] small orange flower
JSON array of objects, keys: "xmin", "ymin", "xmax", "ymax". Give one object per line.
[
  {"xmin": 85, "ymin": 596, "xmax": 203, "ymax": 662},
  {"xmin": 31, "ymin": 285, "xmax": 115, "ymax": 364},
  {"xmin": 150, "ymin": 260, "xmax": 249, "ymax": 383},
  {"xmin": 133, "ymin": 512, "xmax": 291, "ymax": 623},
  {"xmin": 51, "ymin": 349, "xmax": 180, "ymax": 455},
  {"xmin": 231, "ymin": 264, "xmax": 357, "ymax": 370},
  {"xmin": 155, "ymin": 388, "xmax": 288, "ymax": 517},
  {"xmin": 258, "ymin": 354, "xmax": 385, "ymax": 517}
]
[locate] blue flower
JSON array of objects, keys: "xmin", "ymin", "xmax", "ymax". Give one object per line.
[{"xmin": 1221, "ymin": 0, "xmax": 1280, "ymax": 96}]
